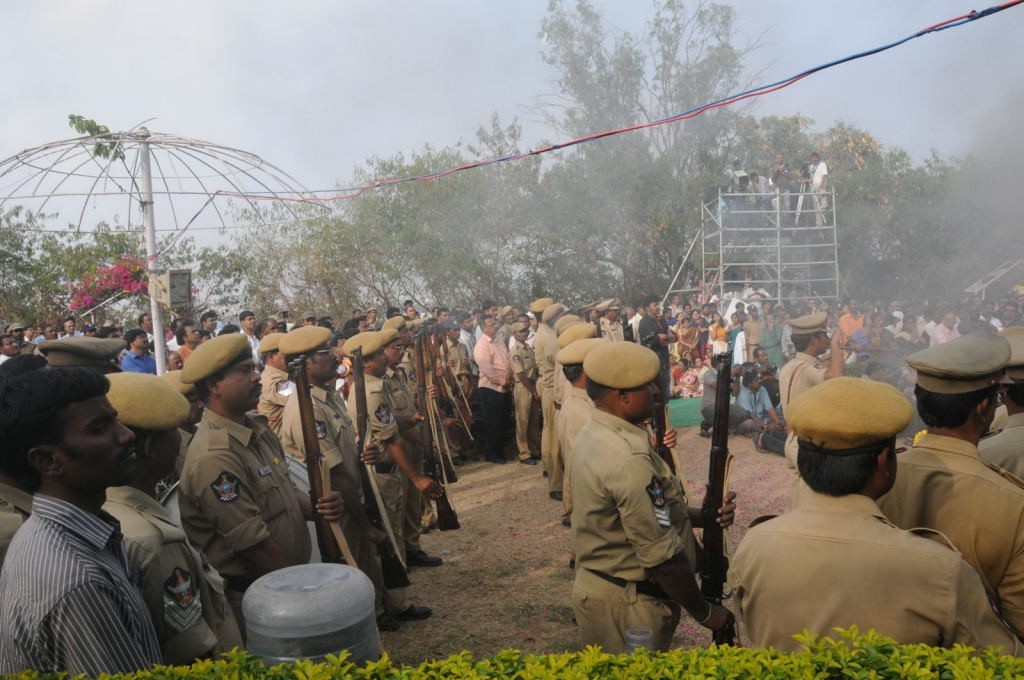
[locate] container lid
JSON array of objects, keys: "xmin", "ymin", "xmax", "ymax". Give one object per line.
[{"xmin": 243, "ymin": 563, "xmax": 375, "ymax": 638}]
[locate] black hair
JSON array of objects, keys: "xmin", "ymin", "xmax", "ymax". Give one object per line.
[
  {"xmin": 585, "ymin": 377, "xmax": 609, "ymax": 401},
  {"xmin": 1006, "ymin": 383, "xmax": 1024, "ymax": 408},
  {"xmin": 136, "ymin": 312, "xmax": 151, "ymax": 326},
  {"xmin": 562, "ymin": 364, "xmax": 584, "ymax": 383},
  {"xmin": 239, "ymin": 310, "xmax": 255, "ymax": 321},
  {"xmin": 797, "ymin": 439, "xmax": 891, "ymax": 496},
  {"xmin": 792, "ymin": 333, "xmax": 814, "ymax": 352},
  {"xmin": 915, "ymin": 385, "xmax": 996, "ymax": 429},
  {"xmin": 481, "ymin": 300, "xmax": 497, "ymax": 310},
  {"xmin": 741, "ymin": 371, "xmax": 760, "ymax": 388},
  {"xmin": 175, "ymin": 318, "xmax": 196, "ymax": 345},
  {"xmin": 0, "ymin": 354, "xmax": 48, "ymax": 379},
  {"xmin": 124, "ymin": 328, "xmax": 147, "ymax": 345},
  {"xmin": 386, "ymin": 307, "xmax": 402, "ymax": 318},
  {"xmin": 0, "ymin": 368, "xmax": 109, "ymax": 491},
  {"xmin": 219, "ymin": 324, "xmax": 240, "ymax": 335},
  {"xmin": 200, "ymin": 310, "xmax": 218, "ymax": 323},
  {"xmin": 642, "ymin": 295, "xmax": 660, "ymax": 307}
]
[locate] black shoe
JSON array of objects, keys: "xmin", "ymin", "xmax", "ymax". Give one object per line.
[
  {"xmin": 376, "ymin": 613, "xmax": 402, "ymax": 631},
  {"xmin": 486, "ymin": 456, "xmax": 508, "ymax": 464},
  {"xmin": 699, "ymin": 429, "xmax": 711, "ymax": 438},
  {"xmin": 407, "ymin": 549, "xmax": 443, "ymax": 567},
  {"xmin": 395, "ymin": 604, "xmax": 433, "ymax": 621},
  {"xmin": 520, "ymin": 458, "xmax": 538, "ymax": 465},
  {"xmin": 568, "ymin": 557, "xmax": 576, "ymax": 569},
  {"xmin": 561, "ymin": 515, "xmax": 571, "ymax": 527},
  {"xmin": 543, "ymin": 470, "xmax": 549, "ymax": 477},
  {"xmin": 549, "ymin": 491, "xmax": 563, "ymax": 501},
  {"xmin": 452, "ymin": 455, "xmax": 467, "ymax": 466}
]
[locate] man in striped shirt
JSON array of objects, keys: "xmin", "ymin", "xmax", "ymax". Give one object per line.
[{"xmin": 0, "ymin": 368, "xmax": 161, "ymax": 676}]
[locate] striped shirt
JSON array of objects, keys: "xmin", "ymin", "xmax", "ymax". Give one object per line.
[{"xmin": 0, "ymin": 494, "xmax": 161, "ymax": 676}]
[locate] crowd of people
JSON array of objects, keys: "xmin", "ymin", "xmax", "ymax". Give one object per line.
[{"xmin": 1, "ymin": 282, "xmax": 1024, "ymax": 674}]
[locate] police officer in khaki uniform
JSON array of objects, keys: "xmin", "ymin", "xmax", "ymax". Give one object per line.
[
  {"xmin": 730, "ymin": 377, "xmax": 1021, "ymax": 653},
  {"xmin": 600, "ymin": 302, "xmax": 625, "ymax": 342},
  {"xmin": 255, "ymin": 332, "xmax": 292, "ymax": 436},
  {"xmin": 102, "ymin": 373, "xmax": 243, "ymax": 664},
  {"xmin": 160, "ymin": 370, "xmax": 205, "ymax": 478},
  {"xmin": 552, "ymin": 323, "xmax": 598, "ymax": 511},
  {"xmin": 509, "ymin": 322, "xmax": 541, "ymax": 465},
  {"xmin": 547, "ymin": 314, "xmax": 585, "ymax": 500},
  {"xmin": 878, "ymin": 332, "xmax": 1024, "ymax": 636},
  {"xmin": 277, "ymin": 327, "xmax": 396, "ymax": 629},
  {"xmin": 177, "ymin": 334, "xmax": 343, "ymax": 634},
  {"xmin": 777, "ymin": 312, "xmax": 845, "ymax": 467},
  {"xmin": 496, "ymin": 306, "xmax": 516, "ymax": 348},
  {"xmin": 532, "ymin": 299, "xmax": 560, "ymax": 476},
  {"xmin": 571, "ymin": 342, "xmax": 735, "ymax": 652},
  {"xmin": 556, "ymin": 337, "xmax": 606, "ymax": 522},
  {"xmin": 981, "ymin": 328, "xmax": 1024, "ymax": 476},
  {"xmin": 38, "ymin": 337, "xmax": 127, "ymax": 374},
  {"xmin": 344, "ymin": 330, "xmax": 437, "ymax": 621}
]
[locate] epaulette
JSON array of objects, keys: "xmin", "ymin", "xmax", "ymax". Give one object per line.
[
  {"xmin": 748, "ymin": 514, "xmax": 778, "ymax": 528},
  {"xmin": 907, "ymin": 526, "xmax": 960, "ymax": 553}
]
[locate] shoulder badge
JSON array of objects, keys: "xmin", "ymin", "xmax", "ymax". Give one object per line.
[
  {"xmin": 408, "ymin": 368, "xmax": 417, "ymax": 384},
  {"xmin": 210, "ymin": 471, "xmax": 241, "ymax": 503},
  {"xmin": 163, "ymin": 566, "xmax": 203, "ymax": 633},
  {"xmin": 375, "ymin": 403, "xmax": 394, "ymax": 426},
  {"xmin": 277, "ymin": 380, "xmax": 295, "ymax": 397},
  {"xmin": 315, "ymin": 420, "xmax": 328, "ymax": 439},
  {"xmin": 645, "ymin": 476, "xmax": 671, "ymax": 528}
]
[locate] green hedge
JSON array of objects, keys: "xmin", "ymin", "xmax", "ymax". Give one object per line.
[{"xmin": 6, "ymin": 629, "xmax": 1024, "ymax": 679}]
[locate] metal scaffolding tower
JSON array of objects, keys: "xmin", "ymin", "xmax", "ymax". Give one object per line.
[{"xmin": 693, "ymin": 187, "xmax": 839, "ymax": 306}]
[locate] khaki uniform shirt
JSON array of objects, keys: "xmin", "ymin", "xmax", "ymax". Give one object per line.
[
  {"xmin": 497, "ymin": 323, "xmax": 514, "ymax": 349},
  {"xmin": 0, "ymin": 482, "xmax": 32, "ymax": 566},
  {"xmin": 257, "ymin": 365, "xmax": 293, "ymax": 436},
  {"xmin": 509, "ymin": 344, "xmax": 538, "ymax": 383},
  {"xmin": 601, "ymin": 319, "xmax": 625, "ymax": 342},
  {"xmin": 347, "ymin": 373, "xmax": 399, "ymax": 455},
  {"xmin": 399, "ymin": 351, "xmax": 419, "ymax": 397},
  {"xmin": 571, "ymin": 409, "xmax": 697, "ymax": 581},
  {"xmin": 559, "ymin": 385, "xmax": 593, "ymax": 457},
  {"xmin": 280, "ymin": 385, "xmax": 361, "ymax": 485},
  {"xmin": 878, "ymin": 433, "xmax": 1024, "ymax": 634},
  {"xmin": 179, "ymin": 410, "xmax": 310, "ymax": 580},
  {"xmin": 446, "ymin": 338, "xmax": 471, "ymax": 377},
  {"xmin": 385, "ymin": 367, "xmax": 417, "ymax": 419},
  {"xmin": 730, "ymin": 491, "xmax": 1020, "ymax": 653},
  {"xmin": 980, "ymin": 413, "xmax": 1024, "ymax": 478},
  {"xmin": 779, "ymin": 352, "xmax": 826, "ymax": 467},
  {"xmin": 104, "ymin": 486, "xmax": 242, "ymax": 664},
  {"xmin": 742, "ymin": 319, "xmax": 764, "ymax": 346},
  {"xmin": 535, "ymin": 325, "xmax": 556, "ymax": 395}
]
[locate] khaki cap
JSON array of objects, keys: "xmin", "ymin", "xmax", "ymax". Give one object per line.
[
  {"xmin": 38, "ymin": 337, "xmax": 125, "ymax": 369},
  {"xmin": 557, "ymin": 322, "xmax": 597, "ymax": 348},
  {"xmin": 301, "ymin": 311, "xmax": 317, "ymax": 320},
  {"xmin": 499, "ymin": 305, "xmax": 514, "ymax": 318},
  {"xmin": 557, "ymin": 337, "xmax": 609, "ymax": 366},
  {"xmin": 258, "ymin": 332, "xmax": 286, "ymax": 353},
  {"xmin": 788, "ymin": 312, "xmax": 828, "ymax": 336},
  {"xmin": 907, "ymin": 332, "xmax": 1011, "ymax": 394},
  {"xmin": 594, "ymin": 298, "xmax": 615, "ymax": 312},
  {"xmin": 511, "ymin": 321, "xmax": 529, "ymax": 333},
  {"xmin": 553, "ymin": 315, "xmax": 582, "ymax": 334},
  {"xmin": 584, "ymin": 342, "xmax": 660, "ymax": 390},
  {"xmin": 161, "ymin": 370, "xmax": 197, "ymax": 397},
  {"xmin": 366, "ymin": 307, "xmax": 378, "ymax": 313},
  {"xmin": 787, "ymin": 377, "xmax": 912, "ymax": 452},
  {"xmin": 279, "ymin": 326, "xmax": 331, "ymax": 356},
  {"xmin": 8, "ymin": 321, "xmax": 24, "ymax": 331},
  {"xmin": 541, "ymin": 303, "xmax": 567, "ymax": 324},
  {"xmin": 107, "ymin": 372, "xmax": 190, "ymax": 431},
  {"xmin": 382, "ymin": 316, "xmax": 406, "ymax": 331},
  {"xmin": 528, "ymin": 298, "xmax": 554, "ymax": 314},
  {"xmin": 342, "ymin": 329, "xmax": 398, "ymax": 357},
  {"xmin": 181, "ymin": 333, "xmax": 251, "ymax": 384},
  {"xmin": 1001, "ymin": 327, "xmax": 1024, "ymax": 380}
]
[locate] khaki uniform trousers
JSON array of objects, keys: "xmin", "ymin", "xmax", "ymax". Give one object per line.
[
  {"xmin": 376, "ymin": 467, "xmax": 413, "ymax": 615},
  {"xmin": 541, "ymin": 389, "xmax": 560, "ymax": 473},
  {"xmin": 403, "ymin": 434, "xmax": 425, "ymax": 554},
  {"xmin": 571, "ymin": 567, "xmax": 681, "ymax": 653},
  {"xmin": 548, "ymin": 403, "xmax": 565, "ymax": 495},
  {"xmin": 332, "ymin": 464, "xmax": 386, "ymax": 617},
  {"xmin": 513, "ymin": 383, "xmax": 541, "ymax": 460}
]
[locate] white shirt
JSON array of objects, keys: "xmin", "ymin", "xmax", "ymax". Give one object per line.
[{"xmin": 810, "ymin": 161, "xmax": 828, "ymax": 190}]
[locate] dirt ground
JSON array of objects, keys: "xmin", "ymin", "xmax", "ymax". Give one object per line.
[{"xmin": 380, "ymin": 423, "xmax": 794, "ymax": 663}]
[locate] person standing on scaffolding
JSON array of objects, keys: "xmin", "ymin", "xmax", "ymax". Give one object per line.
[{"xmin": 808, "ymin": 152, "xmax": 829, "ymax": 226}]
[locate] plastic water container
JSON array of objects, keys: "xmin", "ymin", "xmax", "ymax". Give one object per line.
[
  {"xmin": 624, "ymin": 626, "xmax": 653, "ymax": 653},
  {"xmin": 243, "ymin": 563, "xmax": 379, "ymax": 665}
]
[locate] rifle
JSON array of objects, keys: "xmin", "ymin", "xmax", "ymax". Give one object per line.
[
  {"xmin": 700, "ymin": 352, "xmax": 736, "ymax": 645},
  {"xmin": 649, "ymin": 383, "xmax": 676, "ymax": 475},
  {"xmin": 414, "ymin": 333, "xmax": 461, "ymax": 531},
  {"xmin": 287, "ymin": 355, "xmax": 351, "ymax": 566},
  {"xmin": 431, "ymin": 327, "xmax": 475, "ymax": 443},
  {"xmin": 351, "ymin": 348, "xmax": 410, "ymax": 587}
]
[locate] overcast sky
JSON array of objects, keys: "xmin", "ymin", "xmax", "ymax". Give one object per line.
[{"xmin": 1, "ymin": 1, "xmax": 1021, "ymax": 223}]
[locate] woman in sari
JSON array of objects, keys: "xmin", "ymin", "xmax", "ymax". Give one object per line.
[
  {"xmin": 760, "ymin": 312, "xmax": 785, "ymax": 368},
  {"xmin": 711, "ymin": 313, "xmax": 729, "ymax": 356}
]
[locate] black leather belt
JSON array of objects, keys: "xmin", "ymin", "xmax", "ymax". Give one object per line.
[
  {"xmin": 226, "ymin": 575, "xmax": 257, "ymax": 592},
  {"xmin": 375, "ymin": 462, "xmax": 397, "ymax": 474},
  {"xmin": 586, "ymin": 568, "xmax": 671, "ymax": 600}
]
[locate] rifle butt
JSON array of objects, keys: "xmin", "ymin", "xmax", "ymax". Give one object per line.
[
  {"xmin": 379, "ymin": 546, "xmax": 411, "ymax": 589},
  {"xmin": 435, "ymin": 492, "xmax": 461, "ymax": 531}
]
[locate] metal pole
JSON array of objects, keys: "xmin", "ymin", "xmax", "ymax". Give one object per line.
[{"xmin": 138, "ymin": 129, "xmax": 167, "ymax": 375}]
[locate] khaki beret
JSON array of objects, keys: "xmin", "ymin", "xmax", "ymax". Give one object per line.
[
  {"xmin": 787, "ymin": 377, "xmax": 912, "ymax": 451},
  {"xmin": 511, "ymin": 321, "xmax": 529, "ymax": 333},
  {"xmin": 161, "ymin": 370, "xmax": 196, "ymax": 397},
  {"xmin": 788, "ymin": 312, "xmax": 828, "ymax": 336},
  {"xmin": 907, "ymin": 333, "xmax": 1011, "ymax": 394},
  {"xmin": 553, "ymin": 315, "xmax": 582, "ymax": 334},
  {"xmin": 107, "ymin": 372, "xmax": 190, "ymax": 431},
  {"xmin": 8, "ymin": 321, "xmax": 24, "ymax": 331},
  {"xmin": 38, "ymin": 337, "xmax": 125, "ymax": 369},
  {"xmin": 499, "ymin": 305, "xmax": 514, "ymax": 317},
  {"xmin": 278, "ymin": 326, "xmax": 331, "ymax": 356},
  {"xmin": 258, "ymin": 332, "xmax": 285, "ymax": 353},
  {"xmin": 528, "ymin": 298, "xmax": 554, "ymax": 314},
  {"xmin": 594, "ymin": 298, "xmax": 615, "ymax": 312},
  {"xmin": 557, "ymin": 322, "xmax": 597, "ymax": 348},
  {"xmin": 557, "ymin": 337, "xmax": 609, "ymax": 366},
  {"xmin": 301, "ymin": 311, "xmax": 317, "ymax": 320},
  {"xmin": 541, "ymin": 303, "xmax": 567, "ymax": 324},
  {"xmin": 181, "ymin": 333, "xmax": 252, "ymax": 384},
  {"xmin": 382, "ymin": 316, "xmax": 406, "ymax": 331},
  {"xmin": 1001, "ymin": 327, "xmax": 1024, "ymax": 380},
  {"xmin": 342, "ymin": 329, "xmax": 398, "ymax": 357},
  {"xmin": 584, "ymin": 341, "xmax": 661, "ymax": 390}
]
